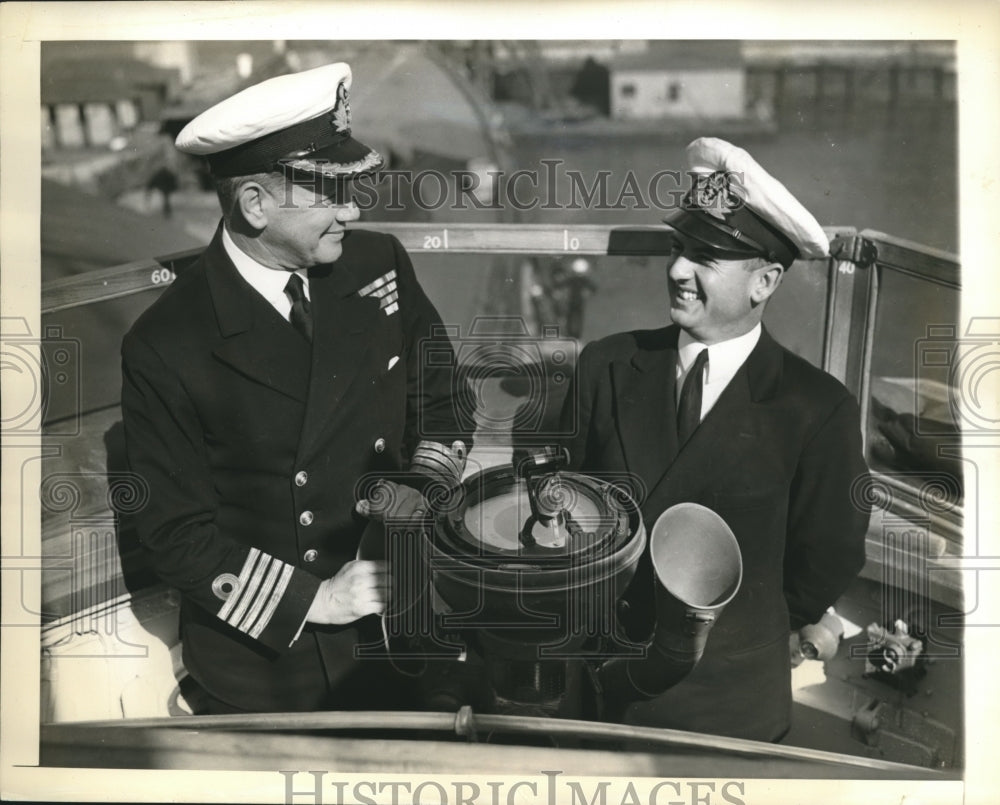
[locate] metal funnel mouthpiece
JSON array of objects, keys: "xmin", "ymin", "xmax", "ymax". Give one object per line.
[{"xmin": 600, "ymin": 502, "xmax": 742, "ymax": 715}]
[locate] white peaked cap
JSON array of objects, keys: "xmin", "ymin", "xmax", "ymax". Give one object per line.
[
  {"xmin": 683, "ymin": 137, "xmax": 829, "ymax": 261},
  {"xmin": 175, "ymin": 62, "xmax": 382, "ymax": 179}
]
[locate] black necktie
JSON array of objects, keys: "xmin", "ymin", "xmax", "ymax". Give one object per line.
[
  {"xmin": 284, "ymin": 273, "xmax": 312, "ymax": 342},
  {"xmin": 677, "ymin": 348, "xmax": 709, "ymax": 446}
]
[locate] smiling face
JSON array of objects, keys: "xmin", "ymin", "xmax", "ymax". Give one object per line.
[
  {"xmin": 667, "ymin": 233, "xmax": 783, "ymax": 344},
  {"xmin": 226, "ymin": 174, "xmax": 361, "ymax": 270},
  {"xmin": 258, "ymin": 179, "xmax": 360, "ymax": 269}
]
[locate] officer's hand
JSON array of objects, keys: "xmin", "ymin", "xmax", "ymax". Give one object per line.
[
  {"xmin": 355, "ymin": 479, "xmax": 428, "ymax": 522},
  {"xmin": 305, "ymin": 559, "xmax": 390, "ymax": 626}
]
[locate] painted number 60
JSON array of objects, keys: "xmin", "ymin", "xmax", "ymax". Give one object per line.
[{"xmin": 151, "ymin": 268, "xmax": 176, "ymax": 285}]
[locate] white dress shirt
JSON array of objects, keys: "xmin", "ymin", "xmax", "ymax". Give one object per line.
[
  {"xmin": 222, "ymin": 226, "xmax": 309, "ymax": 319},
  {"xmin": 676, "ymin": 323, "xmax": 762, "ymax": 421}
]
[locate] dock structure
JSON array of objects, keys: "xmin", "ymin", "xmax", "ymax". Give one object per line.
[{"xmin": 743, "ymin": 41, "xmax": 955, "ymax": 111}]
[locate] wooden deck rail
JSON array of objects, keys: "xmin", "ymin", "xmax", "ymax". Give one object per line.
[{"xmin": 41, "ymin": 223, "xmax": 958, "ymax": 315}]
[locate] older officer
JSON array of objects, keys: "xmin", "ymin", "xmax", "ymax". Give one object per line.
[
  {"xmin": 561, "ymin": 138, "xmax": 871, "ymax": 741},
  {"xmin": 121, "ymin": 63, "xmax": 470, "ymax": 714}
]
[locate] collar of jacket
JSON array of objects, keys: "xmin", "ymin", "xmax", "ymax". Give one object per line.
[
  {"xmin": 629, "ymin": 323, "xmax": 784, "ymax": 404},
  {"xmin": 617, "ymin": 322, "xmax": 788, "ymax": 519},
  {"xmin": 204, "ymin": 221, "xmax": 369, "ymax": 337},
  {"xmin": 200, "ymin": 222, "xmax": 376, "ymax": 446}
]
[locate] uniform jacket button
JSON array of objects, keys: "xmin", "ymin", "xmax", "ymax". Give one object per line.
[
  {"xmin": 294, "ymin": 471, "xmax": 309, "ymax": 487},
  {"xmin": 299, "ymin": 510, "xmax": 314, "ymax": 526},
  {"xmin": 303, "ymin": 549, "xmax": 318, "ymax": 563},
  {"xmin": 374, "ymin": 437, "xmax": 386, "ymax": 454}
]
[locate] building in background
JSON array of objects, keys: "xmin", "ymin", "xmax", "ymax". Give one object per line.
[
  {"xmin": 41, "ymin": 43, "xmax": 185, "ymax": 200},
  {"xmin": 608, "ymin": 40, "xmax": 745, "ymax": 121},
  {"xmin": 42, "ymin": 49, "xmax": 180, "ymax": 151}
]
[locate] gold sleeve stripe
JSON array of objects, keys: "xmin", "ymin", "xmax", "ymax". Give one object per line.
[
  {"xmin": 217, "ymin": 546, "xmax": 262, "ymax": 620},
  {"xmin": 226, "ymin": 553, "xmax": 273, "ymax": 628},
  {"xmin": 249, "ymin": 564, "xmax": 295, "ymax": 640},
  {"xmin": 410, "ymin": 440, "xmax": 466, "ymax": 485},
  {"xmin": 237, "ymin": 557, "xmax": 283, "ymax": 632}
]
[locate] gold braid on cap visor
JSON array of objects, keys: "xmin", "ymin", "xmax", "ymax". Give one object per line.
[
  {"xmin": 669, "ymin": 172, "xmax": 799, "ymax": 269},
  {"xmin": 206, "ymin": 110, "xmax": 382, "ymax": 178},
  {"xmin": 684, "ymin": 171, "xmax": 799, "ymax": 268}
]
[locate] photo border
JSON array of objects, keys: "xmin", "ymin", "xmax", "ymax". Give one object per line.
[{"xmin": 2, "ymin": 1, "xmax": 997, "ymax": 802}]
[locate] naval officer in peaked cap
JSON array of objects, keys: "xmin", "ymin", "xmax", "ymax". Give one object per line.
[
  {"xmin": 121, "ymin": 63, "xmax": 472, "ymax": 713},
  {"xmin": 561, "ymin": 138, "xmax": 871, "ymax": 741}
]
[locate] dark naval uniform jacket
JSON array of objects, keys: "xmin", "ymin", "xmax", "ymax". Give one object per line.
[
  {"xmin": 121, "ymin": 226, "xmax": 469, "ymax": 711},
  {"xmin": 561, "ymin": 324, "xmax": 870, "ymax": 741}
]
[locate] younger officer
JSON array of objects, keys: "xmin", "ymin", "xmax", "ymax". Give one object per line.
[
  {"xmin": 561, "ymin": 138, "xmax": 871, "ymax": 741},
  {"xmin": 121, "ymin": 63, "xmax": 470, "ymax": 713}
]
